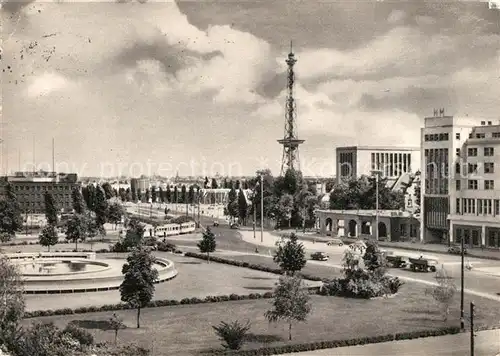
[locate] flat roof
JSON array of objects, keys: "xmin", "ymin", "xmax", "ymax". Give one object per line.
[{"xmin": 336, "ymin": 146, "xmax": 420, "ymax": 152}]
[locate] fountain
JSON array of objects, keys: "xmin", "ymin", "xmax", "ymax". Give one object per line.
[{"xmin": 5, "ymin": 252, "xmax": 177, "ymax": 294}]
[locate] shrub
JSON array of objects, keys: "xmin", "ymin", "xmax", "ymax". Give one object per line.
[
  {"xmin": 62, "ymin": 323, "xmax": 94, "ymax": 345},
  {"xmin": 157, "ymin": 241, "xmax": 176, "ymax": 252},
  {"xmin": 110, "ymin": 241, "xmax": 128, "ymax": 253},
  {"xmin": 212, "ymin": 320, "xmax": 251, "ymax": 350}
]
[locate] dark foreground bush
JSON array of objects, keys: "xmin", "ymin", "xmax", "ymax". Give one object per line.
[
  {"xmin": 213, "ymin": 320, "xmax": 251, "ymax": 350},
  {"xmin": 319, "ymin": 275, "xmax": 404, "ymax": 299}
]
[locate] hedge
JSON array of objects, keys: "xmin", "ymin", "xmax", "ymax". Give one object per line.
[
  {"xmin": 24, "ymin": 292, "xmax": 275, "ymax": 319},
  {"xmin": 184, "ymin": 252, "xmax": 324, "ymax": 282},
  {"xmin": 206, "ymin": 326, "xmax": 462, "ymax": 355}
]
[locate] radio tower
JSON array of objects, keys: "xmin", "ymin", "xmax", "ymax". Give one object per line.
[{"xmin": 278, "ymin": 41, "xmax": 304, "ymax": 176}]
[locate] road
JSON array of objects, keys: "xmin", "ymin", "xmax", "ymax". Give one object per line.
[{"xmin": 281, "ymin": 329, "xmax": 500, "ymax": 356}]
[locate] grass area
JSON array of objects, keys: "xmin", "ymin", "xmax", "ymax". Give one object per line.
[{"xmin": 22, "ymin": 280, "xmax": 500, "ymax": 356}]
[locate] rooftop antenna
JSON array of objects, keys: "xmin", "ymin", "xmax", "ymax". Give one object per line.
[{"xmin": 32, "ymin": 135, "xmax": 35, "ymax": 173}]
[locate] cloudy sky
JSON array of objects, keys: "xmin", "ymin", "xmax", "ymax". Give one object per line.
[{"xmin": 1, "ymin": 1, "xmax": 499, "ymax": 178}]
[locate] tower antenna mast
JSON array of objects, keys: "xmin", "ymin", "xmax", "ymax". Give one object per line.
[{"xmin": 277, "ymin": 41, "xmax": 305, "ymax": 176}]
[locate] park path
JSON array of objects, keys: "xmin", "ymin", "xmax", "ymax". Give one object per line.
[{"xmin": 279, "ymin": 329, "xmax": 500, "ymax": 356}]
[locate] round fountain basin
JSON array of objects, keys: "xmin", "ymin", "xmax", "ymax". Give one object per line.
[{"xmin": 5, "ymin": 252, "xmax": 178, "ymax": 294}]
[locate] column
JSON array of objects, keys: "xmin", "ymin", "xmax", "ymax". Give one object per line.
[
  {"xmin": 344, "ymin": 219, "xmax": 349, "ymax": 238},
  {"xmin": 332, "ymin": 219, "xmax": 338, "ymax": 236},
  {"xmin": 481, "ymin": 225, "xmax": 486, "ymax": 247},
  {"xmin": 449, "ymin": 221, "xmax": 454, "ymax": 244},
  {"xmin": 319, "ymin": 215, "xmax": 326, "ymax": 236}
]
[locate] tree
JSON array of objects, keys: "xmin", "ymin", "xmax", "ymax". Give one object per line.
[
  {"xmin": 211, "ymin": 178, "xmax": 218, "ymax": 189},
  {"xmin": 102, "ymin": 182, "xmax": 114, "ymax": 200},
  {"xmin": 39, "ymin": 224, "xmax": 58, "ymax": 252},
  {"xmin": 426, "ymin": 265, "xmax": 457, "ymax": 321},
  {"xmin": 94, "ymin": 185, "xmax": 108, "ymax": 234},
  {"xmin": 188, "ymin": 185, "xmax": 195, "ymax": 204},
  {"xmin": 151, "ymin": 187, "xmax": 157, "ymax": 203},
  {"xmin": 145, "ymin": 189, "xmax": 150, "ymax": 203},
  {"xmin": 237, "ymin": 189, "xmax": 248, "ymax": 225},
  {"xmin": 83, "ymin": 184, "xmax": 97, "ymax": 211},
  {"xmin": 274, "ymin": 194, "xmax": 294, "ymax": 227},
  {"xmin": 173, "ymin": 186, "xmax": 179, "ymax": 203},
  {"xmin": 43, "ymin": 192, "xmax": 58, "ymax": 226},
  {"xmin": 180, "ymin": 185, "xmax": 187, "ymax": 204},
  {"xmin": 0, "ymin": 255, "xmax": 25, "ymax": 348},
  {"xmin": 123, "ymin": 218, "xmax": 145, "ymax": 249},
  {"xmin": 0, "ymin": 184, "xmax": 23, "ymax": 238},
  {"xmin": 108, "ymin": 202, "xmax": 125, "ymax": 229},
  {"xmin": 120, "ymin": 247, "xmax": 159, "ymax": 328},
  {"xmin": 264, "ymin": 275, "xmax": 311, "ymax": 341},
  {"xmin": 71, "ymin": 188, "xmax": 86, "ymax": 214},
  {"xmin": 158, "ymin": 187, "xmax": 164, "ymax": 203},
  {"xmin": 108, "ymin": 313, "xmax": 126, "ymax": 345},
  {"xmin": 204, "ymin": 177, "xmax": 209, "ymax": 188},
  {"xmin": 235, "ymin": 180, "xmax": 241, "ymax": 190},
  {"xmin": 197, "ymin": 227, "xmax": 216, "ymax": 262},
  {"xmin": 362, "ymin": 240, "xmax": 386, "ymax": 272},
  {"xmin": 273, "ymin": 233, "xmax": 306, "ymax": 275},
  {"xmin": 65, "ymin": 213, "xmax": 90, "ymax": 251},
  {"xmin": 223, "ymin": 178, "xmax": 229, "ymax": 189},
  {"xmin": 131, "ymin": 188, "xmax": 137, "ymax": 203},
  {"xmin": 226, "ymin": 187, "xmax": 238, "ymax": 223},
  {"xmin": 119, "ymin": 188, "xmax": 127, "ymax": 202},
  {"xmin": 212, "ymin": 320, "xmax": 251, "ymax": 350},
  {"xmin": 165, "ymin": 186, "xmax": 172, "ymax": 203}
]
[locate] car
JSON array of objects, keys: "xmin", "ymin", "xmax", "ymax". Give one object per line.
[
  {"xmin": 230, "ymin": 223, "xmax": 239, "ymax": 229},
  {"xmin": 326, "ymin": 238, "xmax": 344, "ymax": 246},
  {"xmin": 213, "ymin": 221, "xmax": 219, "ymax": 227},
  {"xmin": 311, "ymin": 252, "xmax": 329, "ymax": 261},
  {"xmin": 448, "ymin": 245, "xmax": 467, "ymax": 255}
]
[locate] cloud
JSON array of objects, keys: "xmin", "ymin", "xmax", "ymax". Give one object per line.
[
  {"xmin": 26, "ymin": 72, "xmax": 69, "ymax": 97},
  {"xmin": 388, "ymin": 10, "xmax": 406, "ymax": 24}
]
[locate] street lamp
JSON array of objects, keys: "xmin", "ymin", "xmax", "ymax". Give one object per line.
[
  {"xmin": 254, "ymin": 175, "xmax": 264, "ymax": 243},
  {"xmin": 371, "ymin": 169, "xmax": 383, "ymax": 240}
]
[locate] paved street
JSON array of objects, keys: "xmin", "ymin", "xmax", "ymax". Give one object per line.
[{"xmin": 281, "ymin": 329, "xmax": 500, "ymax": 356}]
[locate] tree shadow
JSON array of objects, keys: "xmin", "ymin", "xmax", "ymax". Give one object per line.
[
  {"xmin": 243, "ymin": 276, "xmax": 274, "ymax": 280},
  {"xmin": 68, "ymin": 319, "xmax": 127, "ymax": 331},
  {"xmin": 402, "ymin": 308, "xmax": 441, "ymax": 315},
  {"xmin": 245, "ymin": 333, "xmax": 283, "ymax": 343},
  {"xmin": 177, "ymin": 261, "xmax": 202, "ymax": 265},
  {"xmin": 243, "ymin": 286, "xmax": 273, "ymax": 291}
]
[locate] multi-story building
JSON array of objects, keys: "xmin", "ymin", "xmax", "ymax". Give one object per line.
[
  {"xmin": 130, "ymin": 177, "xmax": 150, "ymax": 192},
  {"xmin": 448, "ymin": 123, "xmax": 500, "ymax": 250},
  {"xmin": 336, "ymin": 146, "xmax": 420, "ymax": 185},
  {"xmin": 0, "ymin": 171, "xmax": 80, "ymax": 214},
  {"xmin": 420, "ymin": 111, "xmax": 500, "ymax": 250}
]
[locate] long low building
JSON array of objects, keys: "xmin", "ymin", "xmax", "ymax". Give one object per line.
[{"xmin": 315, "ymin": 209, "xmax": 420, "ymax": 242}]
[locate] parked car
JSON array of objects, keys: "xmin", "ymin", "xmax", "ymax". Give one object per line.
[
  {"xmin": 326, "ymin": 238, "xmax": 344, "ymax": 246},
  {"xmin": 448, "ymin": 245, "xmax": 467, "ymax": 255},
  {"xmin": 311, "ymin": 252, "xmax": 329, "ymax": 261},
  {"xmin": 213, "ymin": 221, "xmax": 219, "ymax": 227},
  {"xmin": 230, "ymin": 223, "xmax": 239, "ymax": 229}
]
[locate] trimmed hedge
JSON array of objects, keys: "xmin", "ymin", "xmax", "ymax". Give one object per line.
[
  {"xmin": 24, "ymin": 292, "xmax": 276, "ymax": 319},
  {"xmin": 184, "ymin": 252, "xmax": 324, "ymax": 282},
  {"xmin": 207, "ymin": 326, "xmax": 461, "ymax": 355}
]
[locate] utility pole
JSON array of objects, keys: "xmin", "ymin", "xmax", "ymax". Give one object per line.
[
  {"xmin": 470, "ymin": 302, "xmax": 475, "ymax": 356},
  {"xmin": 197, "ymin": 191, "xmax": 201, "ymax": 228},
  {"xmin": 461, "ymin": 235, "xmax": 465, "ymax": 330},
  {"xmin": 260, "ymin": 174, "xmax": 264, "ymax": 243},
  {"xmin": 253, "ymin": 197, "xmax": 256, "ymax": 239}
]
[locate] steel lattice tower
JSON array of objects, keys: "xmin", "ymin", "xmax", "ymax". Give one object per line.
[{"xmin": 278, "ymin": 42, "xmax": 304, "ymax": 176}]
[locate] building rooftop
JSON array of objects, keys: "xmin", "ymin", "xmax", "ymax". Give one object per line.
[
  {"xmin": 316, "ymin": 209, "xmax": 417, "ymax": 218},
  {"xmin": 336, "ymin": 146, "xmax": 419, "ymax": 152}
]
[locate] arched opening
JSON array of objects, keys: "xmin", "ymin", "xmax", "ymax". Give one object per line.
[
  {"xmin": 361, "ymin": 221, "xmax": 370, "ymax": 235},
  {"xmin": 378, "ymin": 222, "xmax": 388, "ymax": 238},
  {"xmin": 348, "ymin": 220, "xmax": 357, "ymax": 237},
  {"xmin": 325, "ymin": 218, "xmax": 333, "ymax": 236}
]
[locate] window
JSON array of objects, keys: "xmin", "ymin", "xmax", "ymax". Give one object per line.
[
  {"xmin": 484, "ymin": 162, "xmax": 494, "ymax": 173},
  {"xmin": 495, "ymin": 200, "xmax": 500, "ymax": 215},
  {"xmin": 468, "ymin": 148, "xmax": 478, "ymax": 156},
  {"xmin": 493, "ymin": 132, "xmax": 500, "ymax": 138},
  {"xmin": 484, "ymin": 147, "xmax": 494, "ymax": 156},
  {"xmin": 456, "ymin": 198, "xmax": 460, "ymax": 214},
  {"xmin": 468, "ymin": 163, "xmax": 478, "ymax": 174},
  {"xmin": 456, "ymin": 133, "xmax": 461, "ymax": 140},
  {"xmin": 455, "ymin": 162, "xmax": 461, "ymax": 174},
  {"xmin": 410, "ymin": 225, "xmax": 417, "ymax": 238},
  {"xmin": 485, "ymin": 180, "xmax": 494, "ymax": 190},
  {"xmin": 476, "ymin": 133, "xmax": 485, "ymax": 139},
  {"xmin": 456, "ymin": 148, "xmax": 460, "ymax": 156},
  {"xmin": 425, "ymin": 134, "xmax": 429, "ymax": 141},
  {"xmin": 400, "ymin": 224, "xmax": 407, "ymax": 236},
  {"xmin": 468, "ymin": 180, "xmax": 478, "ymax": 189},
  {"xmin": 456, "ymin": 180, "xmax": 461, "ymax": 190}
]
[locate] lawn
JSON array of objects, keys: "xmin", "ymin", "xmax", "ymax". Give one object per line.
[{"xmin": 22, "ymin": 280, "xmax": 500, "ymax": 356}]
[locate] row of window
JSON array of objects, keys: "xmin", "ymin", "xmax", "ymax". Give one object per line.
[
  {"xmin": 467, "ymin": 147, "xmax": 494, "ymax": 157},
  {"xmin": 13, "ymin": 185, "xmax": 73, "ymax": 191},
  {"xmin": 459, "ymin": 179, "xmax": 495, "ymax": 190},
  {"xmin": 424, "ymin": 133, "xmax": 449, "ymax": 141},
  {"xmin": 19, "ymin": 201, "xmax": 72, "ymax": 208},
  {"xmin": 456, "ymin": 198, "xmax": 500, "ymax": 215},
  {"xmin": 399, "ymin": 224, "xmax": 418, "ymax": 238},
  {"xmin": 16, "ymin": 193, "xmax": 71, "ymax": 200},
  {"xmin": 454, "ymin": 227, "xmax": 500, "ymax": 248}
]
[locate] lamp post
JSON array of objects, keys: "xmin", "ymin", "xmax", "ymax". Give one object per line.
[
  {"xmin": 260, "ymin": 174, "xmax": 264, "ymax": 243},
  {"xmin": 371, "ymin": 169, "xmax": 383, "ymax": 240},
  {"xmin": 460, "ymin": 233, "xmax": 465, "ymax": 330}
]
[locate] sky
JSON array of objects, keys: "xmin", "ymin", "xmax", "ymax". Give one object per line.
[{"xmin": 1, "ymin": 0, "xmax": 499, "ymax": 178}]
